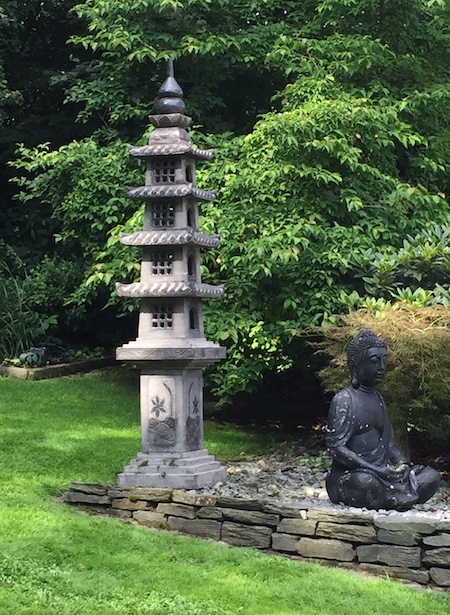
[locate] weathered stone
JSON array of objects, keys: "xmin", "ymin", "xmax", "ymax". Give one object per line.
[
  {"xmin": 297, "ymin": 537, "xmax": 355, "ymax": 562},
  {"xmin": 133, "ymin": 511, "xmax": 168, "ymax": 528},
  {"xmin": 221, "ymin": 522, "xmax": 271, "ymax": 548},
  {"xmin": 69, "ymin": 482, "xmax": 108, "ymax": 496},
  {"xmin": 219, "ymin": 508, "xmax": 279, "ymax": 526},
  {"xmin": 272, "ymin": 533, "xmax": 300, "ymax": 553},
  {"xmin": 168, "ymin": 517, "xmax": 221, "ymax": 540},
  {"xmin": 262, "ymin": 503, "xmax": 307, "ymax": 518},
  {"xmin": 109, "ymin": 509, "xmax": 132, "ymax": 519},
  {"xmin": 63, "ymin": 492, "xmax": 110, "ymax": 505},
  {"xmin": 277, "ymin": 518, "xmax": 317, "ymax": 536},
  {"xmin": 195, "ymin": 494, "xmax": 217, "ymax": 506},
  {"xmin": 429, "ymin": 567, "xmax": 450, "ymax": 587},
  {"xmin": 316, "ymin": 522, "xmax": 376, "ymax": 543},
  {"xmin": 111, "ymin": 498, "xmax": 147, "ymax": 511},
  {"xmin": 197, "ymin": 506, "xmax": 223, "ymax": 520},
  {"xmin": 356, "ymin": 545, "xmax": 421, "ymax": 568},
  {"xmin": 307, "ymin": 509, "xmax": 372, "ymax": 524},
  {"xmin": 172, "ymin": 490, "xmax": 197, "ymax": 505},
  {"xmin": 108, "ymin": 488, "xmax": 131, "ymax": 499},
  {"xmin": 421, "ymin": 547, "xmax": 450, "ymax": 566},
  {"xmin": 373, "ymin": 515, "xmax": 436, "ymax": 535},
  {"xmin": 216, "ymin": 496, "xmax": 262, "ymax": 511},
  {"xmin": 156, "ymin": 503, "xmax": 196, "ymax": 519},
  {"xmin": 358, "ymin": 564, "xmax": 429, "ymax": 585},
  {"xmin": 377, "ymin": 529, "xmax": 418, "ymax": 546},
  {"xmin": 422, "ymin": 533, "xmax": 450, "ymax": 547},
  {"xmin": 130, "ymin": 488, "xmax": 172, "ymax": 502}
]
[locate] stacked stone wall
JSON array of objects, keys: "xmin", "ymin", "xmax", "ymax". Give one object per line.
[{"xmin": 63, "ymin": 483, "xmax": 450, "ymax": 588}]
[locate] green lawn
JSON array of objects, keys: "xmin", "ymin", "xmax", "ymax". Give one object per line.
[{"xmin": 0, "ymin": 370, "xmax": 448, "ymax": 615}]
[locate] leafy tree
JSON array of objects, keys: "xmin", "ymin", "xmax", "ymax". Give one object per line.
[{"xmin": 8, "ymin": 0, "xmax": 450, "ymax": 406}]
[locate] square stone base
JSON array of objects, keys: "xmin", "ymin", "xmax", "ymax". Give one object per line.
[{"xmin": 117, "ymin": 449, "xmax": 227, "ymax": 489}]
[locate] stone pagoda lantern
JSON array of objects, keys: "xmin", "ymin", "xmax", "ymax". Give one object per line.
[{"xmin": 115, "ymin": 60, "xmax": 227, "ymax": 489}]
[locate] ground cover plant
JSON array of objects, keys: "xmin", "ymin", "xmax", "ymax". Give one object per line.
[{"xmin": 0, "ymin": 370, "xmax": 449, "ymax": 614}]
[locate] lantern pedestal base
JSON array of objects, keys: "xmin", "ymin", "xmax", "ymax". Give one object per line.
[{"xmin": 117, "ymin": 449, "xmax": 227, "ymax": 489}]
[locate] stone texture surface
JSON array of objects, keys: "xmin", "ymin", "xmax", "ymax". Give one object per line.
[
  {"xmin": 167, "ymin": 517, "xmax": 221, "ymax": 540},
  {"xmin": 70, "ymin": 483, "xmax": 108, "ymax": 496},
  {"xmin": 109, "ymin": 509, "xmax": 132, "ymax": 519},
  {"xmin": 155, "ymin": 503, "xmax": 196, "ymax": 519},
  {"xmin": 421, "ymin": 547, "xmax": 450, "ymax": 566},
  {"xmin": 63, "ymin": 492, "xmax": 110, "ymax": 505},
  {"xmin": 373, "ymin": 516, "xmax": 436, "ymax": 535},
  {"xmin": 422, "ymin": 533, "xmax": 450, "ymax": 547},
  {"xmin": 218, "ymin": 508, "xmax": 279, "ymax": 527},
  {"xmin": 112, "ymin": 498, "xmax": 147, "ymax": 511},
  {"xmin": 221, "ymin": 522, "xmax": 272, "ymax": 548},
  {"xmin": 262, "ymin": 503, "xmax": 307, "ymax": 518},
  {"xmin": 356, "ymin": 545, "xmax": 421, "ymax": 568},
  {"xmin": 276, "ymin": 518, "xmax": 317, "ymax": 536},
  {"xmin": 429, "ymin": 567, "xmax": 450, "ymax": 586},
  {"xmin": 297, "ymin": 537, "xmax": 355, "ymax": 562},
  {"xmin": 272, "ymin": 533, "xmax": 301, "ymax": 553},
  {"xmin": 376, "ymin": 529, "xmax": 418, "ymax": 546},
  {"xmin": 172, "ymin": 490, "xmax": 198, "ymax": 505},
  {"xmin": 131, "ymin": 488, "xmax": 172, "ymax": 502},
  {"xmin": 216, "ymin": 496, "xmax": 262, "ymax": 511},
  {"xmin": 197, "ymin": 506, "xmax": 223, "ymax": 520},
  {"xmin": 307, "ymin": 509, "xmax": 372, "ymax": 524},
  {"xmin": 133, "ymin": 511, "xmax": 167, "ymax": 528},
  {"xmin": 315, "ymin": 522, "xmax": 376, "ymax": 543}
]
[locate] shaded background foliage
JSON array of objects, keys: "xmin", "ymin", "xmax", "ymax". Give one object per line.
[{"xmin": 2, "ymin": 0, "xmax": 450, "ymax": 450}]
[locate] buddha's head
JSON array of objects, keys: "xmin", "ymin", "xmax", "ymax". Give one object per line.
[{"xmin": 347, "ymin": 329, "xmax": 387, "ymax": 389}]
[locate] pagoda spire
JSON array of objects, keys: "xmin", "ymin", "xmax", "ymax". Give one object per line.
[{"xmin": 155, "ymin": 58, "xmax": 186, "ymax": 115}]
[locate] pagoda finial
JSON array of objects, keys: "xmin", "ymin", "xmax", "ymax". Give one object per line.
[{"xmin": 155, "ymin": 58, "xmax": 186, "ymax": 114}]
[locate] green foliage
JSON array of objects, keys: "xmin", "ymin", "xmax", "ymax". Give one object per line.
[
  {"xmin": 0, "ymin": 259, "xmax": 57, "ymax": 361},
  {"xmin": 7, "ymin": 0, "xmax": 450, "ymax": 403},
  {"xmin": 345, "ymin": 224, "xmax": 450, "ymax": 306},
  {"xmin": 314, "ymin": 305, "xmax": 450, "ymax": 446}
]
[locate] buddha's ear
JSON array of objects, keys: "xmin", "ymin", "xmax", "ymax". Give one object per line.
[{"xmin": 351, "ymin": 374, "xmax": 360, "ymax": 388}]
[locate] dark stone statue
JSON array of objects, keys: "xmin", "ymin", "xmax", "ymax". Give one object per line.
[{"xmin": 325, "ymin": 329, "xmax": 440, "ymax": 510}]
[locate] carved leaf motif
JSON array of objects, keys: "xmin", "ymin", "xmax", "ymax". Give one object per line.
[{"xmin": 151, "ymin": 396, "xmax": 166, "ymax": 417}]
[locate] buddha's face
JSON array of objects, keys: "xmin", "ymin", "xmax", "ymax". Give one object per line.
[{"xmin": 355, "ymin": 346, "xmax": 387, "ymax": 388}]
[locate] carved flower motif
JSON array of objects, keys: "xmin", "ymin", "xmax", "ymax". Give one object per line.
[
  {"xmin": 151, "ymin": 396, "xmax": 166, "ymax": 417},
  {"xmin": 192, "ymin": 396, "xmax": 199, "ymax": 415}
]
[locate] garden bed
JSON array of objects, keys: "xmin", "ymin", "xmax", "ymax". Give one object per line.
[{"xmin": 0, "ymin": 357, "xmax": 116, "ymax": 380}]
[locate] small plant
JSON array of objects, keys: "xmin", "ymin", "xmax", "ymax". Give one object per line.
[{"xmin": 0, "ymin": 260, "xmax": 57, "ymax": 362}]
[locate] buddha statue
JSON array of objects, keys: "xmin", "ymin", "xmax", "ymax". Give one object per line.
[{"xmin": 325, "ymin": 329, "xmax": 441, "ymax": 510}]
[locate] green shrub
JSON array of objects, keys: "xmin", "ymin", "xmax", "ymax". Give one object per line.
[{"xmin": 0, "ymin": 261, "xmax": 57, "ymax": 361}]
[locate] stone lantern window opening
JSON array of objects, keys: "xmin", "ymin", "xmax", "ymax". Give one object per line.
[
  {"xmin": 152, "ymin": 158, "xmax": 179, "ymax": 184},
  {"xmin": 187, "ymin": 253, "xmax": 196, "ymax": 278},
  {"xmin": 185, "ymin": 164, "xmax": 193, "ymax": 183},
  {"xmin": 189, "ymin": 307, "xmax": 199, "ymax": 330},
  {"xmin": 151, "ymin": 304, "xmax": 174, "ymax": 328},
  {"xmin": 151, "ymin": 251, "xmax": 174, "ymax": 275},
  {"xmin": 151, "ymin": 202, "xmax": 175, "ymax": 227},
  {"xmin": 186, "ymin": 205, "xmax": 195, "ymax": 228}
]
